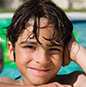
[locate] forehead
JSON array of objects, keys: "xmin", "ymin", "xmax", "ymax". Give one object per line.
[
  {"xmin": 17, "ymin": 17, "xmax": 56, "ymax": 43},
  {"xmin": 21, "ymin": 18, "xmax": 54, "ymax": 37},
  {"xmin": 26, "ymin": 17, "xmax": 50, "ymax": 28}
]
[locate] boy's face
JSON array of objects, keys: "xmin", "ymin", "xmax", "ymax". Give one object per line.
[{"xmin": 9, "ymin": 18, "xmax": 63, "ymax": 85}]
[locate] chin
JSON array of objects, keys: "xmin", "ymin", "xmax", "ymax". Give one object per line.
[
  {"xmin": 26, "ymin": 76, "xmax": 51, "ymax": 86},
  {"xmin": 31, "ymin": 80, "xmax": 49, "ymax": 86}
]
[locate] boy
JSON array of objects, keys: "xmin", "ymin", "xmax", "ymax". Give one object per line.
[{"xmin": 0, "ymin": 0, "xmax": 86, "ymax": 87}]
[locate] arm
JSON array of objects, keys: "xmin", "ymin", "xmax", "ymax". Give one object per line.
[
  {"xmin": 0, "ymin": 78, "xmax": 71, "ymax": 87},
  {"xmin": 0, "ymin": 82, "xmax": 71, "ymax": 87},
  {"xmin": 68, "ymin": 39, "xmax": 86, "ymax": 87}
]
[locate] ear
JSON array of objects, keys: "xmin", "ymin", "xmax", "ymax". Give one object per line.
[{"xmin": 7, "ymin": 41, "xmax": 15, "ymax": 61}]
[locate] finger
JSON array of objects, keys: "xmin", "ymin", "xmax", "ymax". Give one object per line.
[
  {"xmin": 38, "ymin": 82, "xmax": 64, "ymax": 87},
  {"xmin": 54, "ymin": 82, "xmax": 64, "ymax": 87},
  {"xmin": 63, "ymin": 85, "xmax": 72, "ymax": 87},
  {"xmin": 52, "ymin": 83, "xmax": 72, "ymax": 87},
  {"xmin": 0, "ymin": 77, "xmax": 11, "ymax": 82}
]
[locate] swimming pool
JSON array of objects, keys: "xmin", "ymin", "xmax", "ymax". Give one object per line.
[
  {"xmin": 73, "ymin": 20, "xmax": 86, "ymax": 47},
  {"xmin": 0, "ymin": 16, "xmax": 86, "ymax": 79}
]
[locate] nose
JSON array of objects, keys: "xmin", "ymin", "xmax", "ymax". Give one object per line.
[{"xmin": 32, "ymin": 47, "xmax": 51, "ymax": 66}]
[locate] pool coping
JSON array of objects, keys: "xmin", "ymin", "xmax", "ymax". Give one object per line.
[{"xmin": 0, "ymin": 12, "xmax": 86, "ymax": 21}]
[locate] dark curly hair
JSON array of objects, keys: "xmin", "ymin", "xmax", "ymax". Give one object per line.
[{"xmin": 7, "ymin": 0, "xmax": 73, "ymax": 65}]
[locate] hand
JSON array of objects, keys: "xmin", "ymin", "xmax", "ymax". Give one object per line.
[{"xmin": 0, "ymin": 78, "xmax": 72, "ymax": 87}]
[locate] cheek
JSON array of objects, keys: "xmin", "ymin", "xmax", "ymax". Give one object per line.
[
  {"xmin": 15, "ymin": 49, "xmax": 33, "ymax": 65},
  {"xmin": 51, "ymin": 55, "xmax": 63, "ymax": 69}
]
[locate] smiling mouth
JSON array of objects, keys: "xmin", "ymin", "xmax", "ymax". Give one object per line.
[
  {"xmin": 29, "ymin": 67, "xmax": 50, "ymax": 71},
  {"xmin": 27, "ymin": 67, "xmax": 50, "ymax": 76}
]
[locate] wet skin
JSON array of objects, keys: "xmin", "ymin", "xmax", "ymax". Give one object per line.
[{"xmin": 8, "ymin": 18, "xmax": 64, "ymax": 85}]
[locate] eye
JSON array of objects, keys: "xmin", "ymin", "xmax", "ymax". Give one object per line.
[{"xmin": 23, "ymin": 45, "xmax": 36, "ymax": 50}]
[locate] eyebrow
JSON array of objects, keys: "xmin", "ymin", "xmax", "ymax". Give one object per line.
[
  {"xmin": 19, "ymin": 40, "xmax": 38, "ymax": 45},
  {"xmin": 46, "ymin": 42, "xmax": 63, "ymax": 47},
  {"xmin": 19, "ymin": 39, "xmax": 63, "ymax": 49}
]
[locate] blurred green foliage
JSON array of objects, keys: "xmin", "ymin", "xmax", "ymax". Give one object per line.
[{"xmin": 0, "ymin": 18, "xmax": 12, "ymax": 64}]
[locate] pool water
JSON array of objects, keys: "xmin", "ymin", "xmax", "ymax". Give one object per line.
[
  {"xmin": 73, "ymin": 21, "xmax": 86, "ymax": 47},
  {"xmin": 0, "ymin": 18, "xmax": 86, "ymax": 79}
]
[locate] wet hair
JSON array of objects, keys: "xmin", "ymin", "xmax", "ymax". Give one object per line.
[{"xmin": 7, "ymin": 0, "xmax": 73, "ymax": 65}]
